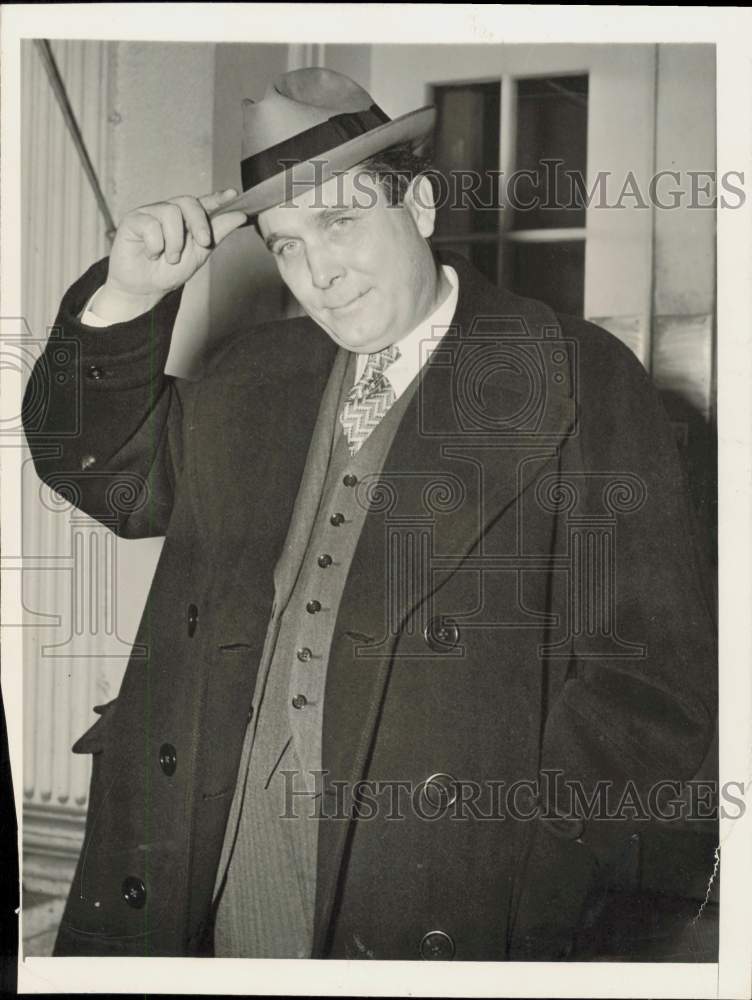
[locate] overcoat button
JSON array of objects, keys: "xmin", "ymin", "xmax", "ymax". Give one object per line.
[
  {"xmin": 296, "ymin": 647, "xmax": 313, "ymax": 662},
  {"xmin": 306, "ymin": 599, "xmax": 322, "ymax": 614},
  {"xmin": 514, "ymin": 785, "xmax": 539, "ymax": 815},
  {"xmin": 121, "ymin": 876, "xmax": 146, "ymax": 909},
  {"xmin": 159, "ymin": 743, "xmax": 177, "ymax": 776},
  {"xmin": 342, "ymin": 474, "xmax": 358, "ymax": 487},
  {"xmin": 420, "ymin": 930, "xmax": 455, "ymax": 960},
  {"xmin": 540, "ymin": 814, "xmax": 585, "ymax": 841},
  {"xmin": 292, "ymin": 694, "xmax": 308, "ymax": 710},
  {"xmin": 187, "ymin": 603, "xmax": 198, "ymax": 637},
  {"xmin": 330, "ymin": 512, "xmax": 345, "ymax": 526},
  {"xmin": 423, "ymin": 617, "xmax": 460, "ymax": 652},
  {"xmin": 422, "ymin": 772, "xmax": 459, "ymax": 809},
  {"xmin": 317, "ymin": 553, "xmax": 333, "ymax": 568}
]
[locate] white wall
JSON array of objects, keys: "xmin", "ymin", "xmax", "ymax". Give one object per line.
[
  {"xmin": 650, "ymin": 44, "xmax": 717, "ymax": 561},
  {"xmin": 111, "ymin": 41, "xmax": 216, "ymax": 378},
  {"xmin": 208, "ymin": 43, "xmax": 289, "ymax": 345},
  {"xmin": 651, "ymin": 45, "xmax": 716, "ymax": 421},
  {"xmin": 653, "ymin": 44, "xmax": 716, "ymax": 319}
]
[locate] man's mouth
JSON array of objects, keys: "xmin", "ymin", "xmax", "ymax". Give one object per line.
[{"xmin": 328, "ymin": 289, "xmax": 372, "ymax": 312}]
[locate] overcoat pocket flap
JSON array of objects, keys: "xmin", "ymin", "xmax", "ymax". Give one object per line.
[{"xmin": 72, "ymin": 698, "xmax": 118, "ymax": 754}]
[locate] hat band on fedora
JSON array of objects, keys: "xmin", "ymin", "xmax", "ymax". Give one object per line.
[{"xmin": 240, "ymin": 104, "xmax": 390, "ymax": 192}]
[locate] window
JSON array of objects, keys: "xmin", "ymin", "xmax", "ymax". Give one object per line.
[{"xmin": 431, "ymin": 74, "xmax": 589, "ymax": 316}]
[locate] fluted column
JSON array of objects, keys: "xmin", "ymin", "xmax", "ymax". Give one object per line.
[{"xmin": 20, "ymin": 39, "xmax": 126, "ymax": 895}]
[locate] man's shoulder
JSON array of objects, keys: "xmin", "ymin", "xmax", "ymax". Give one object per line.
[
  {"xmin": 200, "ymin": 313, "xmax": 337, "ymax": 386},
  {"xmin": 448, "ymin": 254, "xmax": 649, "ymax": 391},
  {"xmin": 479, "ymin": 280, "xmax": 652, "ymax": 398},
  {"xmin": 553, "ymin": 311, "xmax": 654, "ymax": 396}
]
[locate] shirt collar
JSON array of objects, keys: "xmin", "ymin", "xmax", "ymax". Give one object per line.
[{"xmin": 355, "ymin": 265, "xmax": 459, "ymax": 399}]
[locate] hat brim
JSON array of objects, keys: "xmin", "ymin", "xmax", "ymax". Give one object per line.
[{"xmin": 210, "ymin": 104, "xmax": 436, "ymax": 220}]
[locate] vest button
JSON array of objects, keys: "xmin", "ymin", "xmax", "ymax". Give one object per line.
[
  {"xmin": 296, "ymin": 647, "xmax": 313, "ymax": 662},
  {"xmin": 187, "ymin": 603, "xmax": 198, "ymax": 637},
  {"xmin": 342, "ymin": 474, "xmax": 358, "ymax": 487},
  {"xmin": 306, "ymin": 600, "xmax": 322, "ymax": 614},
  {"xmin": 292, "ymin": 694, "xmax": 308, "ymax": 710},
  {"xmin": 158, "ymin": 743, "xmax": 177, "ymax": 776},
  {"xmin": 317, "ymin": 553, "xmax": 333, "ymax": 568},
  {"xmin": 86, "ymin": 364, "xmax": 105, "ymax": 381},
  {"xmin": 330, "ymin": 512, "xmax": 345, "ymax": 526},
  {"xmin": 121, "ymin": 876, "xmax": 146, "ymax": 909}
]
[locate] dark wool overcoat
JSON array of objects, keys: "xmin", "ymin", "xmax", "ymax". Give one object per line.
[{"xmin": 24, "ymin": 251, "xmax": 717, "ymax": 960}]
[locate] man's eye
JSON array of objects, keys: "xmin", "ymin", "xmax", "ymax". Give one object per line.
[
  {"xmin": 331, "ymin": 216, "xmax": 355, "ymax": 230},
  {"xmin": 276, "ymin": 240, "xmax": 300, "ymax": 257}
]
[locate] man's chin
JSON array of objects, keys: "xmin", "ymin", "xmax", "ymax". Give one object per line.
[{"xmin": 318, "ymin": 325, "xmax": 393, "ymax": 354}]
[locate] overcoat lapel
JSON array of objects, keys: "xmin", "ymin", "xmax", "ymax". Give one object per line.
[{"xmin": 313, "ymin": 254, "xmax": 577, "ymax": 954}]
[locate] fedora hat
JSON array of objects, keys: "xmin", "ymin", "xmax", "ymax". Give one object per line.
[{"xmin": 211, "ymin": 67, "xmax": 436, "ymax": 219}]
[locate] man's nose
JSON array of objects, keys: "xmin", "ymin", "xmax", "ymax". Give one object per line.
[{"xmin": 305, "ymin": 243, "xmax": 345, "ymax": 289}]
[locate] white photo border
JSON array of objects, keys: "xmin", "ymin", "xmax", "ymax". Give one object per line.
[{"xmin": 2, "ymin": 5, "xmax": 750, "ymax": 998}]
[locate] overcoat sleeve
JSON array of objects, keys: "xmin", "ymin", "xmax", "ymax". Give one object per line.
[{"xmin": 23, "ymin": 257, "xmax": 188, "ymax": 538}]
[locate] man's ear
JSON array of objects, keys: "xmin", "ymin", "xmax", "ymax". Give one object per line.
[{"xmin": 404, "ymin": 174, "xmax": 436, "ymax": 239}]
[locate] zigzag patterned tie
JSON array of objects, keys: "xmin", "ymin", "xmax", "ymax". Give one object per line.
[{"xmin": 339, "ymin": 344, "xmax": 401, "ymax": 455}]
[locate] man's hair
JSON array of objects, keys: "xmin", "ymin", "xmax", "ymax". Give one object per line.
[{"xmin": 357, "ymin": 140, "xmax": 435, "ymax": 206}]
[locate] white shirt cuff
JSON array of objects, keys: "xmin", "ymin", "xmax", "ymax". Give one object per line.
[{"xmin": 79, "ymin": 287, "xmax": 112, "ymax": 327}]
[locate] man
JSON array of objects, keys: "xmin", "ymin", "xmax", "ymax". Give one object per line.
[{"xmin": 25, "ymin": 67, "xmax": 716, "ymax": 960}]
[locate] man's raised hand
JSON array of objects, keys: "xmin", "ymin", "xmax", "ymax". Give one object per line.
[{"xmin": 92, "ymin": 189, "xmax": 247, "ymax": 323}]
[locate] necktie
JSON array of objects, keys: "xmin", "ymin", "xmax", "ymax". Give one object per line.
[{"xmin": 339, "ymin": 344, "xmax": 401, "ymax": 455}]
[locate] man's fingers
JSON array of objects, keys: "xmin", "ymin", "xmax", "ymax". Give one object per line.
[
  {"xmin": 198, "ymin": 187, "xmax": 239, "ymax": 215},
  {"xmin": 211, "ymin": 210, "xmax": 250, "ymax": 247},
  {"xmin": 119, "ymin": 190, "xmax": 243, "ymax": 276},
  {"xmin": 170, "ymin": 196, "xmax": 212, "ymax": 249},
  {"xmin": 128, "ymin": 212, "xmax": 166, "ymax": 260},
  {"xmin": 147, "ymin": 202, "xmax": 186, "ymax": 263}
]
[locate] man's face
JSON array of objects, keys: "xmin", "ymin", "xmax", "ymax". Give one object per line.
[{"xmin": 257, "ymin": 167, "xmax": 437, "ymax": 353}]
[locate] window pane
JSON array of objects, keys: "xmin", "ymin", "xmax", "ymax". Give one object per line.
[
  {"xmin": 512, "ymin": 74, "xmax": 588, "ymax": 231},
  {"xmin": 505, "ymin": 240, "xmax": 585, "ymax": 316},
  {"xmin": 431, "ymin": 82, "xmax": 501, "ymax": 238}
]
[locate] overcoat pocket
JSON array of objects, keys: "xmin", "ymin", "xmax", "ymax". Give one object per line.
[{"xmin": 71, "ymin": 697, "xmax": 119, "ymax": 754}]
